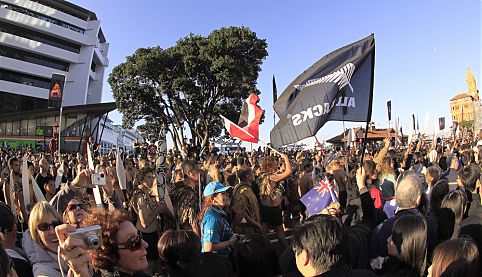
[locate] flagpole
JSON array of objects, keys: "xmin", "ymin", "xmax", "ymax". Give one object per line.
[{"xmin": 359, "ymin": 40, "xmax": 375, "ymax": 166}]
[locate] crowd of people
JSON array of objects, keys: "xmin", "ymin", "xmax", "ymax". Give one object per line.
[{"xmin": 0, "ymin": 130, "xmax": 481, "ymax": 277}]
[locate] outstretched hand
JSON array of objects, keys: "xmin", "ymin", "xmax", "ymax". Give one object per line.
[{"xmin": 56, "ymin": 224, "xmax": 91, "ymax": 277}]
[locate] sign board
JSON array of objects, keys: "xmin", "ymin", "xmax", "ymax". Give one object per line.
[{"xmin": 35, "ymin": 126, "xmax": 54, "ymax": 137}]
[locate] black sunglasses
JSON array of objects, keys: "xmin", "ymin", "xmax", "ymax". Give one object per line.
[
  {"xmin": 37, "ymin": 220, "xmax": 62, "ymax": 232},
  {"xmin": 117, "ymin": 232, "xmax": 143, "ymax": 251}
]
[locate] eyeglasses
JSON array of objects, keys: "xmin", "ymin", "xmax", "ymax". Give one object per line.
[
  {"xmin": 65, "ymin": 203, "xmax": 85, "ymax": 212},
  {"xmin": 37, "ymin": 220, "xmax": 62, "ymax": 232},
  {"xmin": 117, "ymin": 232, "xmax": 143, "ymax": 251}
]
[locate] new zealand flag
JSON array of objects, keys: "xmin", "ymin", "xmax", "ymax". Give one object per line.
[{"xmin": 300, "ymin": 180, "xmax": 338, "ymax": 217}]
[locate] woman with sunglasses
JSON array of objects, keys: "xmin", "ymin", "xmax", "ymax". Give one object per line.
[
  {"xmin": 63, "ymin": 199, "xmax": 86, "ymax": 228},
  {"xmin": 59, "ymin": 208, "xmax": 150, "ymax": 277},
  {"xmin": 23, "ymin": 201, "xmax": 68, "ymax": 277}
]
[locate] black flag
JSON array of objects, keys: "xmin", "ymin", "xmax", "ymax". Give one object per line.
[
  {"xmin": 387, "ymin": 100, "xmax": 392, "ymax": 121},
  {"xmin": 270, "ymin": 35, "xmax": 375, "ymax": 147},
  {"xmin": 412, "ymin": 114, "xmax": 416, "ymax": 131},
  {"xmin": 439, "ymin": 117, "xmax": 445, "ymax": 130},
  {"xmin": 48, "ymin": 73, "xmax": 66, "ymax": 108},
  {"xmin": 272, "ymin": 75, "xmax": 278, "ymax": 105}
]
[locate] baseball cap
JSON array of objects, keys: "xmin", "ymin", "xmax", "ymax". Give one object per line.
[{"xmin": 203, "ymin": 182, "xmax": 231, "ymax": 197}]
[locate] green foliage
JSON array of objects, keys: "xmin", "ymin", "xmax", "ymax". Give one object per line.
[
  {"xmin": 108, "ymin": 26, "xmax": 268, "ymax": 149},
  {"xmin": 460, "ymin": 120, "xmax": 474, "ymax": 130}
]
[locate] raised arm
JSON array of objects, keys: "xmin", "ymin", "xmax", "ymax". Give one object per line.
[{"xmin": 270, "ymin": 154, "xmax": 292, "ymax": 183}]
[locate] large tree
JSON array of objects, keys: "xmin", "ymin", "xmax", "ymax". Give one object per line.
[{"xmin": 108, "ymin": 26, "xmax": 268, "ymax": 149}]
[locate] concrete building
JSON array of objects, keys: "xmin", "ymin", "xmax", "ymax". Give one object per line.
[
  {"xmin": 450, "ymin": 67, "xmax": 479, "ymax": 124},
  {"xmin": 98, "ymin": 117, "xmax": 140, "ymax": 154},
  {"xmin": 0, "ymin": 0, "xmax": 109, "ymax": 113}
]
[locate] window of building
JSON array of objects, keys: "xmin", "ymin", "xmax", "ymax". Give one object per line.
[
  {"xmin": 0, "ymin": 21, "xmax": 81, "ymax": 53},
  {"xmin": 29, "ymin": 0, "xmax": 91, "ymax": 21},
  {"xmin": 5, "ymin": 121, "xmax": 12, "ymax": 135},
  {"xmin": 0, "ymin": 68, "xmax": 50, "ymax": 89},
  {"xmin": 0, "ymin": 45, "xmax": 70, "ymax": 71},
  {"xmin": 0, "ymin": 1, "xmax": 85, "ymax": 34},
  {"xmin": 20, "ymin": 119, "xmax": 28, "ymax": 135},
  {"xmin": 90, "ymin": 60, "xmax": 96, "ymax": 72},
  {"xmin": 28, "ymin": 118, "xmax": 36, "ymax": 135}
]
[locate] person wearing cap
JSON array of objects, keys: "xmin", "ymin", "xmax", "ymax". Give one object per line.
[{"xmin": 200, "ymin": 181, "xmax": 239, "ymax": 258}]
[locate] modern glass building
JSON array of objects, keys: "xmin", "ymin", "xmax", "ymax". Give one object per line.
[{"xmin": 0, "ymin": 0, "xmax": 114, "ymax": 151}]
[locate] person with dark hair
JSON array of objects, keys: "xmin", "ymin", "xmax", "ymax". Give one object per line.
[
  {"xmin": 62, "ymin": 199, "xmax": 87, "ymax": 228},
  {"xmin": 2, "ymin": 157, "xmax": 26, "ymax": 222},
  {"xmin": 232, "ymin": 167, "xmax": 263, "ymax": 235},
  {"xmin": 441, "ymin": 190, "xmax": 467, "ymax": 238},
  {"xmin": 200, "ymin": 182, "xmax": 239, "ymax": 258},
  {"xmin": 293, "ymin": 214, "xmax": 377, "ymax": 277},
  {"xmin": 129, "ymin": 167, "xmax": 167, "ymax": 274},
  {"xmin": 429, "ymin": 237, "xmax": 479, "ymax": 277},
  {"xmin": 424, "ymin": 165, "xmax": 441, "ymax": 200},
  {"xmin": 0, "ymin": 202, "xmax": 33, "ymax": 277},
  {"xmin": 455, "ymin": 165, "xmax": 482, "ymax": 272},
  {"xmin": 386, "ymin": 214, "xmax": 427, "ymax": 277},
  {"xmin": 0, "ymin": 242, "xmax": 18, "ymax": 277},
  {"xmin": 440, "ymin": 154, "xmax": 459, "ymax": 191},
  {"xmin": 458, "ymin": 164, "xmax": 481, "ymax": 218},
  {"xmin": 370, "ymin": 173, "xmax": 438, "ymax": 275},
  {"xmin": 184, "ymin": 252, "xmax": 233, "ymax": 277},
  {"xmin": 234, "ymin": 234, "xmax": 280, "ymax": 277},
  {"xmin": 35, "ymin": 158, "xmax": 54, "ymax": 196},
  {"xmin": 170, "ymin": 160, "xmax": 202, "ymax": 236},
  {"xmin": 362, "ymin": 160, "xmax": 383, "ymax": 209},
  {"xmin": 157, "ymin": 230, "xmax": 201, "ymax": 277}
]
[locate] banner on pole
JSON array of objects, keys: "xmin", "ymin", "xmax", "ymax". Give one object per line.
[
  {"xmin": 439, "ymin": 117, "xmax": 445, "ymax": 131},
  {"xmin": 387, "ymin": 100, "xmax": 392, "ymax": 121},
  {"xmin": 48, "ymin": 73, "xmax": 66, "ymax": 108}
]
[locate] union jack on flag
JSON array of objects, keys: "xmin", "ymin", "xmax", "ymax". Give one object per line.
[{"xmin": 300, "ymin": 179, "xmax": 338, "ymax": 217}]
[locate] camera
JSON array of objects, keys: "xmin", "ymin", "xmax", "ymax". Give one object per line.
[
  {"xmin": 68, "ymin": 225, "xmax": 103, "ymax": 249},
  {"xmin": 91, "ymin": 173, "xmax": 106, "ymax": 185}
]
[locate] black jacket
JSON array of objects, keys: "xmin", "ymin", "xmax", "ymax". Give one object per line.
[{"xmin": 314, "ymin": 264, "xmax": 377, "ymax": 277}]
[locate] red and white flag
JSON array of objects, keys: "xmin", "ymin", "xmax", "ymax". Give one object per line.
[
  {"xmin": 221, "ymin": 93, "xmax": 264, "ymax": 143},
  {"xmin": 237, "ymin": 93, "xmax": 264, "ymax": 140},
  {"xmin": 221, "ymin": 115, "xmax": 258, "ymax": 143}
]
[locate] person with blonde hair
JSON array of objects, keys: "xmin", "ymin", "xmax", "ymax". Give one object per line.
[{"xmin": 23, "ymin": 201, "xmax": 68, "ymax": 277}]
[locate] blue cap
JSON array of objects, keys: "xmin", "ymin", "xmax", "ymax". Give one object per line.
[{"xmin": 203, "ymin": 182, "xmax": 231, "ymax": 197}]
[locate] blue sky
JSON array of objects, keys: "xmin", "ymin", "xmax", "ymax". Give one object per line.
[{"xmin": 73, "ymin": 0, "xmax": 481, "ymax": 147}]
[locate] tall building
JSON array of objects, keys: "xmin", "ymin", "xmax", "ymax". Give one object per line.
[
  {"xmin": 0, "ymin": 0, "xmax": 117, "ymax": 152},
  {"xmin": 0, "ymin": 0, "xmax": 109, "ymax": 114},
  {"xmin": 449, "ymin": 67, "xmax": 479, "ymax": 123}
]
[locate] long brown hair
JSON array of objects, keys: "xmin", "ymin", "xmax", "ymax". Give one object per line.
[
  {"xmin": 199, "ymin": 194, "xmax": 218, "ymax": 223},
  {"xmin": 260, "ymin": 156, "xmax": 277, "ymax": 174},
  {"xmin": 379, "ymin": 156, "xmax": 395, "ymax": 177}
]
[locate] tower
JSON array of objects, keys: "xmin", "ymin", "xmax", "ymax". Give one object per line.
[{"xmin": 466, "ymin": 67, "xmax": 479, "ymax": 101}]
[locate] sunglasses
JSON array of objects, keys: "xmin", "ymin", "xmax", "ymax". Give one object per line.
[
  {"xmin": 37, "ymin": 220, "xmax": 62, "ymax": 232},
  {"xmin": 117, "ymin": 232, "xmax": 143, "ymax": 251},
  {"xmin": 65, "ymin": 203, "xmax": 85, "ymax": 212}
]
